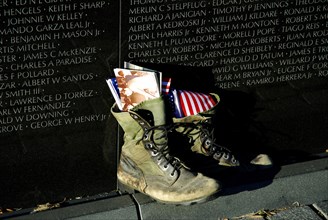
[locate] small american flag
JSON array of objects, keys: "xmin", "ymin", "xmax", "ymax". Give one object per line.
[
  {"xmin": 162, "ymin": 77, "xmax": 172, "ymax": 95},
  {"xmin": 111, "ymin": 78, "xmax": 120, "ymax": 95},
  {"xmin": 167, "ymin": 89, "xmax": 184, "ymax": 118},
  {"xmin": 106, "ymin": 77, "xmax": 123, "ymax": 110},
  {"xmin": 168, "ymin": 89, "xmax": 217, "ymax": 118}
]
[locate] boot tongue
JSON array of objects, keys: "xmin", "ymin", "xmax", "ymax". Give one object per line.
[
  {"xmin": 132, "ymin": 97, "xmax": 167, "ymax": 148},
  {"xmin": 132, "ymin": 97, "xmax": 166, "ymax": 126}
]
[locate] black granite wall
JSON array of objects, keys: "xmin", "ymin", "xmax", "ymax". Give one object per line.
[
  {"xmin": 121, "ymin": 0, "xmax": 328, "ymax": 162},
  {"xmin": 0, "ymin": 0, "xmax": 327, "ymax": 210},
  {"xmin": 0, "ymin": 0, "xmax": 119, "ymax": 209}
]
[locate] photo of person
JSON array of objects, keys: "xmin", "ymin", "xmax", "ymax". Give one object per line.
[{"xmin": 114, "ymin": 69, "xmax": 160, "ymax": 111}]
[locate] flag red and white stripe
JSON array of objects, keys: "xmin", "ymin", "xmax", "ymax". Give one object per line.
[{"xmin": 178, "ymin": 90, "xmax": 217, "ymax": 117}]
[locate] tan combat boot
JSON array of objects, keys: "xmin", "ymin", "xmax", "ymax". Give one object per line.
[
  {"xmin": 173, "ymin": 93, "xmax": 240, "ymax": 167},
  {"xmin": 111, "ymin": 97, "xmax": 220, "ymax": 205}
]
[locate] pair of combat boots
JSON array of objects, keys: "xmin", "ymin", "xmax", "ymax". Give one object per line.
[{"xmin": 111, "ymin": 95, "xmax": 241, "ymax": 205}]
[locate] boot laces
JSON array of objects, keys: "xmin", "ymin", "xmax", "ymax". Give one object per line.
[
  {"xmin": 143, "ymin": 125, "xmax": 182, "ymax": 175},
  {"xmin": 175, "ymin": 120, "xmax": 238, "ymax": 165}
]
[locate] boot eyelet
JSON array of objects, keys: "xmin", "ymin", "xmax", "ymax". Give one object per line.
[
  {"xmin": 151, "ymin": 151, "xmax": 158, "ymax": 157},
  {"xmin": 224, "ymin": 154, "xmax": 229, "ymax": 159},
  {"xmin": 163, "ymin": 165, "xmax": 168, "ymax": 170},
  {"xmin": 232, "ymin": 158, "xmax": 236, "ymax": 163},
  {"xmin": 143, "ymin": 134, "xmax": 149, "ymax": 140},
  {"xmin": 214, "ymin": 152, "xmax": 222, "ymax": 158},
  {"xmin": 205, "ymin": 140, "xmax": 211, "ymax": 146},
  {"xmin": 170, "ymin": 171, "xmax": 176, "ymax": 177},
  {"xmin": 146, "ymin": 143, "xmax": 153, "ymax": 148}
]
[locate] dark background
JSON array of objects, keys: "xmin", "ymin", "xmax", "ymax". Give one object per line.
[
  {"xmin": 0, "ymin": 0, "xmax": 327, "ymax": 211},
  {"xmin": 0, "ymin": 0, "xmax": 120, "ymax": 209}
]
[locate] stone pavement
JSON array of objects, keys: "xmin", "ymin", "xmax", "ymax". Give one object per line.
[
  {"xmin": 3, "ymin": 156, "xmax": 327, "ymax": 220},
  {"xmin": 229, "ymin": 201, "xmax": 328, "ymax": 220}
]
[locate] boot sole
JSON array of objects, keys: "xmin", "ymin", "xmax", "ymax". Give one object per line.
[
  {"xmin": 154, "ymin": 189, "xmax": 221, "ymax": 206},
  {"xmin": 119, "ymin": 180, "xmax": 221, "ymax": 206}
]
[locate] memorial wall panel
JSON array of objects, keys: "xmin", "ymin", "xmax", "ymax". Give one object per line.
[
  {"xmin": 121, "ymin": 0, "xmax": 328, "ymax": 162},
  {"xmin": 0, "ymin": 0, "xmax": 119, "ymax": 209}
]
